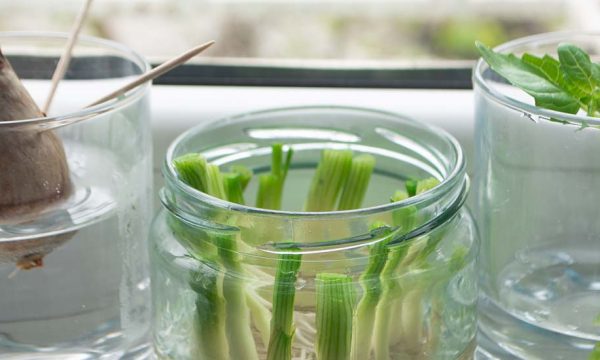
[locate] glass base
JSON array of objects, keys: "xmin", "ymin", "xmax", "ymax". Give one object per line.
[
  {"xmin": 478, "ymin": 295, "xmax": 597, "ymax": 359},
  {"xmin": 475, "ymin": 330, "xmax": 520, "ymax": 360},
  {"xmin": 0, "ymin": 334, "xmax": 152, "ymax": 360}
]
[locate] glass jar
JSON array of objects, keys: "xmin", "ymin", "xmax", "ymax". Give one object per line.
[
  {"xmin": 0, "ymin": 33, "xmax": 152, "ymax": 358},
  {"xmin": 150, "ymin": 106, "xmax": 478, "ymax": 360},
  {"xmin": 473, "ymin": 32, "xmax": 600, "ymax": 359}
]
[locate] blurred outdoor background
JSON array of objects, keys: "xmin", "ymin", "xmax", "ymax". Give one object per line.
[{"xmin": 0, "ymin": 0, "xmax": 597, "ymax": 64}]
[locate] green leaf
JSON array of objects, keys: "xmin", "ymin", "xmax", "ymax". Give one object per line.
[
  {"xmin": 592, "ymin": 63, "xmax": 600, "ymax": 83},
  {"xmin": 558, "ymin": 43, "xmax": 596, "ymax": 97},
  {"xmin": 476, "ymin": 42, "xmax": 580, "ymax": 114},
  {"xmin": 521, "ymin": 53, "xmax": 565, "ymax": 88}
]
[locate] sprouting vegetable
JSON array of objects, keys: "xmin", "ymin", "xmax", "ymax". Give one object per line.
[
  {"xmin": 305, "ymin": 150, "xmax": 376, "ymax": 359},
  {"xmin": 170, "ymin": 144, "xmax": 465, "ymax": 360},
  {"xmin": 476, "ymin": 41, "xmax": 600, "ymax": 118},
  {"xmin": 0, "ymin": 49, "xmax": 73, "ymax": 270},
  {"xmin": 173, "ymin": 155, "xmax": 258, "ymax": 360},
  {"xmin": 351, "ymin": 222, "xmax": 391, "ymax": 360},
  {"xmin": 316, "ymin": 273, "xmax": 356, "ymax": 360},
  {"xmin": 254, "ymin": 144, "xmax": 303, "ymax": 360},
  {"xmin": 304, "ymin": 149, "xmax": 353, "ymax": 211}
]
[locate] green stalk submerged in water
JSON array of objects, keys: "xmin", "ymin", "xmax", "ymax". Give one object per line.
[{"xmin": 171, "ymin": 144, "xmax": 463, "ymax": 359}]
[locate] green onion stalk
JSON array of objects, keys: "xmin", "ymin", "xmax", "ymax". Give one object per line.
[
  {"xmin": 172, "ymin": 145, "xmax": 461, "ymax": 360},
  {"xmin": 350, "ymin": 221, "xmax": 391, "ymax": 360},
  {"xmin": 316, "ymin": 273, "xmax": 357, "ymax": 360},
  {"xmin": 375, "ymin": 177, "xmax": 472, "ymax": 359},
  {"xmin": 266, "ymin": 251, "xmax": 302, "ymax": 360},
  {"xmin": 397, "ymin": 179, "xmax": 442, "ymax": 357},
  {"xmin": 173, "ymin": 154, "xmax": 258, "ymax": 360},
  {"xmin": 255, "ymin": 144, "xmax": 305, "ymax": 360},
  {"xmin": 372, "ymin": 178, "xmax": 445, "ymax": 359},
  {"xmin": 307, "ymin": 150, "xmax": 376, "ymax": 360}
]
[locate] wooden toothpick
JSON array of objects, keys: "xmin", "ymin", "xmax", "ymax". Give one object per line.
[
  {"xmin": 43, "ymin": 0, "xmax": 93, "ymax": 114},
  {"xmin": 86, "ymin": 41, "xmax": 215, "ymax": 108}
]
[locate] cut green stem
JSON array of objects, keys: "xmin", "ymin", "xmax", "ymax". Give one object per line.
[
  {"xmin": 373, "ymin": 179, "xmax": 439, "ymax": 360},
  {"xmin": 223, "ymin": 172, "xmax": 246, "ymax": 205},
  {"xmin": 189, "ymin": 265, "xmax": 229, "ymax": 360},
  {"xmin": 173, "ymin": 153, "xmax": 208, "ymax": 191},
  {"xmin": 173, "ymin": 154, "xmax": 258, "ymax": 360},
  {"xmin": 338, "ymin": 154, "xmax": 376, "ymax": 211},
  {"xmin": 316, "ymin": 273, "xmax": 356, "ymax": 360},
  {"xmin": 267, "ymin": 252, "xmax": 302, "ymax": 360},
  {"xmin": 255, "ymin": 145, "xmax": 303, "ymax": 360},
  {"xmin": 256, "ymin": 143, "xmax": 293, "ymax": 210},
  {"xmin": 304, "ymin": 149, "xmax": 353, "ymax": 211},
  {"xmin": 217, "ymin": 233, "xmax": 259, "ymax": 360},
  {"xmin": 173, "ymin": 156, "xmax": 230, "ymax": 360},
  {"xmin": 351, "ymin": 222, "xmax": 391, "ymax": 360}
]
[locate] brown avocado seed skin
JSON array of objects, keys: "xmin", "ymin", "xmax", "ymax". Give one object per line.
[
  {"xmin": 0, "ymin": 232, "xmax": 73, "ymax": 269},
  {"xmin": 0, "ymin": 131, "xmax": 71, "ymax": 222},
  {"xmin": 0, "ymin": 48, "xmax": 73, "ymax": 268}
]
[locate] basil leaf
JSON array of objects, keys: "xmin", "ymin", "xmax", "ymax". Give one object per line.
[
  {"xmin": 558, "ymin": 43, "xmax": 596, "ymax": 97},
  {"xmin": 522, "ymin": 53, "xmax": 565, "ymax": 88},
  {"xmin": 476, "ymin": 42, "xmax": 580, "ymax": 114},
  {"xmin": 592, "ymin": 62, "xmax": 600, "ymax": 83}
]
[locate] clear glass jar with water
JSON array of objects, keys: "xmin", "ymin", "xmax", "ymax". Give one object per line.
[
  {"xmin": 474, "ymin": 32, "xmax": 600, "ymax": 359},
  {"xmin": 150, "ymin": 106, "xmax": 478, "ymax": 359},
  {"xmin": 0, "ymin": 33, "xmax": 152, "ymax": 359}
]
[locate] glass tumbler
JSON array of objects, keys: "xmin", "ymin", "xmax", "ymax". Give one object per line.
[
  {"xmin": 0, "ymin": 33, "xmax": 152, "ymax": 359},
  {"xmin": 150, "ymin": 106, "xmax": 478, "ymax": 359},
  {"xmin": 474, "ymin": 32, "xmax": 600, "ymax": 359}
]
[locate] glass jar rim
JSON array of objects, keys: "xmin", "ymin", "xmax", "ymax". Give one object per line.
[
  {"xmin": 0, "ymin": 31, "xmax": 151, "ymax": 131},
  {"xmin": 163, "ymin": 105, "xmax": 467, "ymax": 221},
  {"xmin": 473, "ymin": 30, "xmax": 600, "ymax": 125}
]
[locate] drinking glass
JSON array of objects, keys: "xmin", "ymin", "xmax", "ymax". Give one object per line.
[{"xmin": 0, "ymin": 32, "xmax": 152, "ymax": 359}]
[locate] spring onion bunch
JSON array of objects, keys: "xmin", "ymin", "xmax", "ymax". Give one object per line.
[{"xmin": 171, "ymin": 144, "xmax": 466, "ymax": 360}]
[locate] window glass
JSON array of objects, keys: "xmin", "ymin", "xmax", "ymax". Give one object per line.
[{"xmin": 0, "ymin": 0, "xmax": 586, "ymax": 62}]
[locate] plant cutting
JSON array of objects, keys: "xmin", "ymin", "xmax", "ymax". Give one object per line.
[
  {"xmin": 166, "ymin": 140, "xmax": 472, "ymax": 360},
  {"xmin": 150, "ymin": 105, "xmax": 476, "ymax": 360},
  {"xmin": 0, "ymin": 34, "xmax": 214, "ymax": 271},
  {"xmin": 475, "ymin": 36, "xmax": 600, "ymax": 360},
  {"xmin": 477, "ymin": 41, "xmax": 600, "ymax": 119},
  {"xmin": 0, "ymin": 50, "xmax": 73, "ymax": 269}
]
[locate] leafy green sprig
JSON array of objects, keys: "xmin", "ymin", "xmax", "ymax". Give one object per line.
[{"xmin": 477, "ymin": 41, "xmax": 600, "ymax": 120}]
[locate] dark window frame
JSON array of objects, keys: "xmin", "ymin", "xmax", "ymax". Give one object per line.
[
  {"xmin": 8, "ymin": 54, "xmax": 474, "ymax": 90},
  {"xmin": 153, "ymin": 63, "xmax": 474, "ymax": 89}
]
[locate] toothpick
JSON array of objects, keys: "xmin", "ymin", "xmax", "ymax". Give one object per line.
[
  {"xmin": 43, "ymin": 0, "xmax": 93, "ymax": 114},
  {"xmin": 86, "ymin": 41, "xmax": 215, "ymax": 108},
  {"xmin": 8, "ymin": 266, "xmax": 20, "ymax": 279}
]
